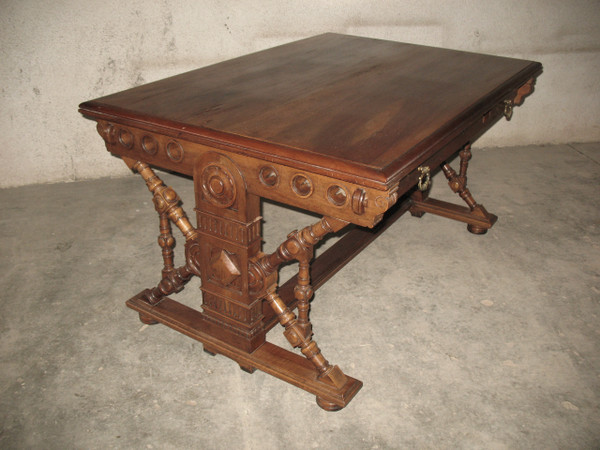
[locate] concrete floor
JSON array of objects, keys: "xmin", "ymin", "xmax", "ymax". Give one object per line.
[{"xmin": 1, "ymin": 143, "xmax": 599, "ymax": 449}]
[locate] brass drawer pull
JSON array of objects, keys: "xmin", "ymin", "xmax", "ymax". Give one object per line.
[
  {"xmin": 503, "ymin": 99, "xmax": 513, "ymax": 120},
  {"xmin": 417, "ymin": 165, "xmax": 431, "ymax": 191}
]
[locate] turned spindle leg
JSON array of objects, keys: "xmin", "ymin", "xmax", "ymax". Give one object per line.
[
  {"xmin": 158, "ymin": 211, "xmax": 175, "ymax": 279},
  {"xmin": 265, "ymin": 287, "xmax": 348, "ymax": 387},
  {"xmin": 441, "ymin": 144, "xmax": 495, "ymax": 234},
  {"xmin": 294, "ymin": 259, "xmax": 314, "ymax": 339},
  {"xmin": 248, "ymin": 216, "xmax": 351, "ymax": 409},
  {"xmin": 133, "ymin": 161, "xmax": 198, "ymax": 241},
  {"xmin": 128, "ymin": 161, "xmax": 200, "ymax": 311}
]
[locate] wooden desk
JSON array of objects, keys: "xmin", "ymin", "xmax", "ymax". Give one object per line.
[{"xmin": 79, "ymin": 33, "xmax": 542, "ymax": 410}]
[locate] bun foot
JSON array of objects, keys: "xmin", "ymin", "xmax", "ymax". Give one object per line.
[
  {"xmin": 316, "ymin": 397, "xmax": 343, "ymax": 412},
  {"xmin": 203, "ymin": 345, "xmax": 218, "ymax": 356},
  {"xmin": 467, "ymin": 224, "xmax": 488, "ymax": 234},
  {"xmin": 139, "ymin": 313, "xmax": 159, "ymax": 325},
  {"xmin": 239, "ymin": 364, "xmax": 256, "ymax": 374}
]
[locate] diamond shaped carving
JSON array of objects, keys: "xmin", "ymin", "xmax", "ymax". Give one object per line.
[{"xmin": 210, "ymin": 249, "xmax": 241, "ymax": 286}]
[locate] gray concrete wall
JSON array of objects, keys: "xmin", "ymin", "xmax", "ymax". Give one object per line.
[{"xmin": 1, "ymin": 0, "xmax": 599, "ymax": 187}]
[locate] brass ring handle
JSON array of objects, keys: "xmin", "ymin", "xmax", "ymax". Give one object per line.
[
  {"xmin": 417, "ymin": 166, "xmax": 431, "ymax": 191},
  {"xmin": 503, "ymin": 99, "xmax": 513, "ymax": 120}
]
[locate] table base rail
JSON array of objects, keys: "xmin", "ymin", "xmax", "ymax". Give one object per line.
[{"xmin": 127, "ymin": 293, "xmax": 362, "ymax": 410}]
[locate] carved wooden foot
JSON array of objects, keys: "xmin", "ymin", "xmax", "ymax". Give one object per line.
[
  {"xmin": 204, "ymin": 344, "xmax": 254, "ymax": 373},
  {"xmin": 316, "ymin": 397, "xmax": 344, "ymax": 412},
  {"xmin": 466, "ymin": 212, "xmax": 494, "ymax": 235},
  {"xmin": 138, "ymin": 312, "xmax": 159, "ymax": 325},
  {"xmin": 238, "ymin": 363, "xmax": 257, "ymax": 374}
]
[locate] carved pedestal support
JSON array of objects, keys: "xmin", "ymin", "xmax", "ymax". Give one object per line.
[
  {"xmin": 410, "ymin": 144, "xmax": 498, "ymax": 234},
  {"xmin": 192, "ymin": 152, "xmax": 265, "ymax": 353},
  {"xmin": 122, "ymin": 157, "xmax": 362, "ymax": 410}
]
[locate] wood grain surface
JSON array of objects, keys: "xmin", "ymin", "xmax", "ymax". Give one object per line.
[{"xmin": 80, "ymin": 33, "xmax": 542, "ymax": 187}]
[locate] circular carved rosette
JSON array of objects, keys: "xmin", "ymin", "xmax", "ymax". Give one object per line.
[
  {"xmin": 141, "ymin": 135, "xmax": 159, "ymax": 155},
  {"xmin": 166, "ymin": 140, "xmax": 184, "ymax": 162},
  {"xmin": 259, "ymin": 166, "xmax": 279, "ymax": 187},
  {"xmin": 327, "ymin": 185, "xmax": 348, "ymax": 206},
  {"xmin": 200, "ymin": 163, "xmax": 237, "ymax": 208},
  {"xmin": 291, "ymin": 173, "xmax": 313, "ymax": 198},
  {"xmin": 118, "ymin": 128, "xmax": 134, "ymax": 149}
]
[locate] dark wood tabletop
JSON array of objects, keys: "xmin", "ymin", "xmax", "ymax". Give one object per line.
[{"xmin": 80, "ymin": 33, "xmax": 541, "ymax": 190}]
